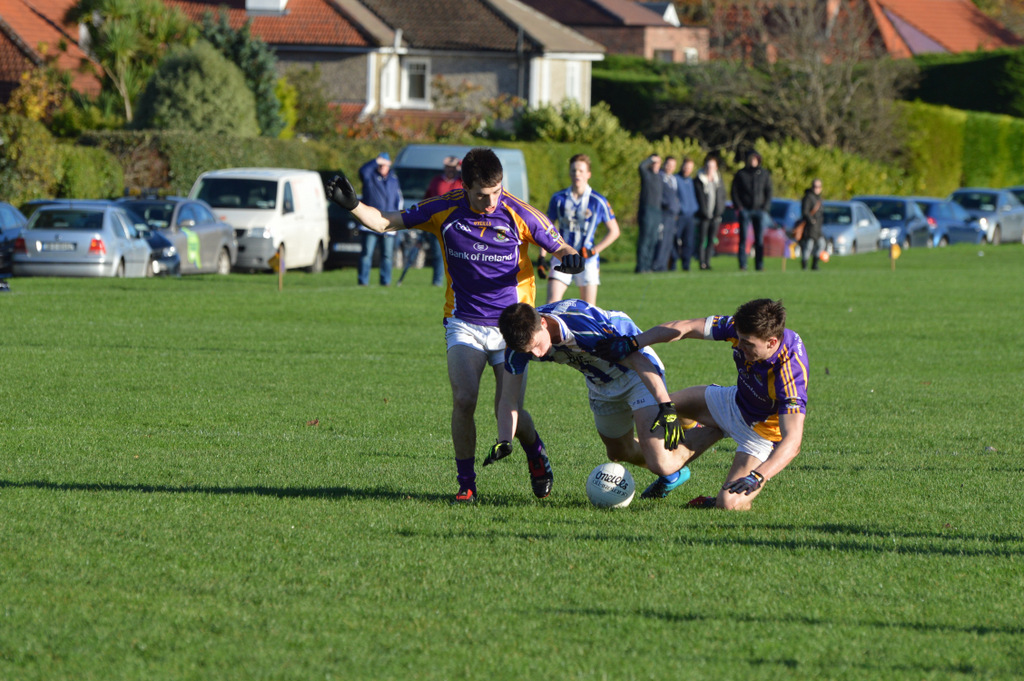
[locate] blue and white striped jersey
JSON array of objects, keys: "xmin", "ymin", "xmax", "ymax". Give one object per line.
[{"xmin": 504, "ymin": 299, "xmax": 664, "ymax": 386}]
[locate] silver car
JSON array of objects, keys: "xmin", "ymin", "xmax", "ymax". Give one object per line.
[
  {"xmin": 821, "ymin": 200, "xmax": 883, "ymax": 256},
  {"xmin": 13, "ymin": 201, "xmax": 153, "ymax": 277},
  {"xmin": 950, "ymin": 188, "xmax": 1024, "ymax": 245},
  {"xmin": 119, "ymin": 198, "xmax": 237, "ymax": 275}
]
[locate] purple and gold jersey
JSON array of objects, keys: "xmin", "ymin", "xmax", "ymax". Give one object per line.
[
  {"xmin": 505, "ymin": 300, "xmax": 665, "ymax": 386},
  {"xmin": 706, "ymin": 315, "xmax": 809, "ymax": 442},
  {"xmin": 402, "ymin": 189, "xmax": 566, "ymax": 325}
]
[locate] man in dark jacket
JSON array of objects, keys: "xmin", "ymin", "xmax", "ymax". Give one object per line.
[
  {"xmin": 636, "ymin": 154, "xmax": 663, "ymax": 273},
  {"xmin": 800, "ymin": 179, "xmax": 825, "ymax": 270},
  {"xmin": 731, "ymin": 151, "xmax": 773, "ymax": 271}
]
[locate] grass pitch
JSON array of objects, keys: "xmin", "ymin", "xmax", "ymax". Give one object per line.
[{"xmin": 1, "ymin": 245, "xmax": 1022, "ymax": 680}]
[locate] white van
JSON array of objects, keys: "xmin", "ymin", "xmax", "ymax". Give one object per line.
[
  {"xmin": 393, "ymin": 145, "xmax": 529, "ymax": 202},
  {"xmin": 189, "ymin": 168, "xmax": 329, "ymax": 272}
]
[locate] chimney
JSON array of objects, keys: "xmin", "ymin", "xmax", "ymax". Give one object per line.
[{"xmin": 246, "ymin": 0, "xmax": 289, "ymax": 13}]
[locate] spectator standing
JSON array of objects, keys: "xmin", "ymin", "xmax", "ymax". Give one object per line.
[
  {"xmin": 357, "ymin": 152, "xmax": 402, "ymax": 286},
  {"xmin": 653, "ymin": 156, "xmax": 681, "ymax": 271},
  {"xmin": 544, "ymin": 153, "xmax": 620, "ymax": 306},
  {"xmin": 635, "ymin": 153, "xmax": 663, "ymax": 273},
  {"xmin": 673, "ymin": 157, "xmax": 700, "ymax": 272},
  {"xmin": 694, "ymin": 156, "xmax": 725, "ymax": 271},
  {"xmin": 800, "ymin": 179, "xmax": 826, "ymax": 270},
  {"xmin": 731, "ymin": 151, "xmax": 774, "ymax": 271},
  {"xmin": 420, "ymin": 156, "xmax": 464, "ymax": 286}
]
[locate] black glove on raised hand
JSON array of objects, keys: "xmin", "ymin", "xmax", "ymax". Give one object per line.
[
  {"xmin": 723, "ymin": 470, "xmax": 765, "ymax": 495},
  {"xmin": 593, "ymin": 335, "xmax": 639, "ymax": 362},
  {"xmin": 651, "ymin": 402, "xmax": 682, "ymax": 450},
  {"xmin": 326, "ymin": 172, "xmax": 359, "ymax": 210},
  {"xmin": 534, "ymin": 255, "xmax": 548, "ymax": 280},
  {"xmin": 483, "ymin": 440, "xmax": 514, "ymax": 466},
  {"xmin": 554, "ymin": 252, "xmax": 584, "ymax": 274}
]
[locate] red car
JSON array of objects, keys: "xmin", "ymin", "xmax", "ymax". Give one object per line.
[{"xmin": 714, "ymin": 203, "xmax": 795, "ymax": 258}]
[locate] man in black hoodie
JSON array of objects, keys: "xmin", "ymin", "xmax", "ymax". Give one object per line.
[{"xmin": 731, "ymin": 151, "xmax": 773, "ymax": 271}]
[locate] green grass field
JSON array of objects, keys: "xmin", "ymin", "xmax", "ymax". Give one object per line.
[{"xmin": 2, "ymin": 245, "xmax": 1022, "ymax": 680}]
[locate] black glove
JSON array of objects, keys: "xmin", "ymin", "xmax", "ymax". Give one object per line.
[
  {"xmin": 482, "ymin": 440, "xmax": 513, "ymax": 466},
  {"xmin": 579, "ymin": 247, "xmax": 594, "ymax": 259},
  {"xmin": 651, "ymin": 402, "xmax": 682, "ymax": 450},
  {"xmin": 534, "ymin": 255, "xmax": 548, "ymax": 280},
  {"xmin": 554, "ymin": 252, "xmax": 584, "ymax": 274},
  {"xmin": 593, "ymin": 335, "xmax": 639, "ymax": 362},
  {"xmin": 723, "ymin": 470, "xmax": 765, "ymax": 495},
  {"xmin": 326, "ymin": 172, "xmax": 359, "ymax": 210}
]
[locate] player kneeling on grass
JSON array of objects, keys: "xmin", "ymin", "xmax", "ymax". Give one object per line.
[
  {"xmin": 593, "ymin": 298, "xmax": 808, "ymax": 511},
  {"xmin": 487, "ymin": 300, "xmax": 693, "ymax": 499}
]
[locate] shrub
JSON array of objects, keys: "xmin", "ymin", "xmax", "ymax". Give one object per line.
[
  {"xmin": 0, "ymin": 115, "xmax": 62, "ymax": 205},
  {"xmin": 133, "ymin": 41, "xmax": 260, "ymax": 137},
  {"xmin": 57, "ymin": 144, "xmax": 124, "ymax": 199}
]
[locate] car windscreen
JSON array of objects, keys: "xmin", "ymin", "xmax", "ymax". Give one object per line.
[
  {"xmin": 194, "ymin": 179, "xmax": 278, "ymax": 209},
  {"xmin": 822, "ymin": 206, "xmax": 852, "ymax": 224},
  {"xmin": 126, "ymin": 201, "xmax": 175, "ymax": 228},
  {"xmin": 396, "ymin": 168, "xmax": 442, "ymax": 202},
  {"xmin": 952, "ymin": 192, "xmax": 996, "ymax": 212},
  {"xmin": 28, "ymin": 210, "xmax": 103, "ymax": 230},
  {"xmin": 862, "ymin": 200, "xmax": 904, "ymax": 221},
  {"xmin": 769, "ymin": 201, "xmax": 792, "ymax": 220}
]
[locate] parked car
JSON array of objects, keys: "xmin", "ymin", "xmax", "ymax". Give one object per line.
[
  {"xmin": 821, "ymin": 200, "xmax": 882, "ymax": 256},
  {"xmin": 393, "ymin": 144, "xmax": 529, "ymax": 201},
  {"xmin": 190, "ymin": 168, "xmax": 329, "ymax": 272},
  {"xmin": 948, "ymin": 188, "xmax": 1024, "ymax": 245},
  {"xmin": 1, "ymin": 201, "xmax": 28, "ymax": 275},
  {"xmin": 910, "ymin": 197, "xmax": 986, "ymax": 246},
  {"xmin": 769, "ymin": 198, "xmax": 802, "ymax": 234},
  {"xmin": 853, "ymin": 195, "xmax": 931, "ymax": 249},
  {"xmin": 118, "ymin": 197, "xmax": 237, "ymax": 274},
  {"xmin": 715, "ymin": 202, "xmax": 791, "ymax": 257},
  {"xmin": 13, "ymin": 200, "xmax": 154, "ymax": 277}
]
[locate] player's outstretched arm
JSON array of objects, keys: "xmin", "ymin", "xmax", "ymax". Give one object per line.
[
  {"xmin": 551, "ymin": 244, "xmax": 584, "ymax": 274},
  {"xmin": 593, "ymin": 318, "xmax": 708, "ymax": 362},
  {"xmin": 326, "ymin": 171, "xmax": 404, "ymax": 234},
  {"xmin": 621, "ymin": 353, "xmax": 681, "ymax": 450},
  {"xmin": 486, "ymin": 370, "xmax": 524, "ymax": 465},
  {"xmin": 723, "ymin": 411, "xmax": 804, "ymax": 495}
]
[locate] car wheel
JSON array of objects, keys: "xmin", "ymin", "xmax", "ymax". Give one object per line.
[
  {"xmin": 115, "ymin": 259, "xmax": 125, "ymax": 278},
  {"xmin": 216, "ymin": 248, "xmax": 231, "ymax": 275},
  {"xmin": 305, "ymin": 243, "xmax": 324, "ymax": 274},
  {"xmin": 992, "ymin": 225, "xmax": 1002, "ymax": 245}
]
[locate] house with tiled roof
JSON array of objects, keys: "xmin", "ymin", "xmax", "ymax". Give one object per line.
[
  {"xmin": 864, "ymin": 0, "xmax": 1022, "ymax": 57},
  {"xmin": 0, "ymin": 0, "xmax": 101, "ymax": 105},
  {"xmin": 518, "ymin": 0, "xmax": 709, "ymax": 64},
  {"xmin": 2, "ymin": 0, "xmax": 605, "ymax": 126}
]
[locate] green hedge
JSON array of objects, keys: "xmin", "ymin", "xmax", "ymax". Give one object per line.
[
  {"xmin": 0, "ymin": 115, "xmax": 122, "ymax": 206},
  {"xmin": 911, "ymin": 48, "xmax": 1024, "ymax": 118}
]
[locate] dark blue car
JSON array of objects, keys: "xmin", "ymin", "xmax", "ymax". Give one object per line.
[
  {"xmin": 853, "ymin": 195, "xmax": 932, "ymax": 249},
  {"xmin": 0, "ymin": 201, "xmax": 28, "ymax": 277},
  {"xmin": 910, "ymin": 197, "xmax": 986, "ymax": 246}
]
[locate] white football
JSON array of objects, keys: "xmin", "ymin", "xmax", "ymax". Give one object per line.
[{"xmin": 586, "ymin": 462, "xmax": 635, "ymax": 508}]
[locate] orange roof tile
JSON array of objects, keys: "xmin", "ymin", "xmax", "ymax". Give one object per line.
[
  {"xmin": 0, "ymin": 0, "xmax": 101, "ymax": 97},
  {"xmin": 871, "ymin": 0, "xmax": 1022, "ymax": 54},
  {"xmin": 164, "ymin": 0, "xmax": 371, "ymax": 47}
]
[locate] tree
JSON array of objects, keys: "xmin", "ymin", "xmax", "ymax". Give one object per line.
[
  {"xmin": 284, "ymin": 65, "xmax": 339, "ymax": 139},
  {"xmin": 199, "ymin": 11, "xmax": 285, "ymax": 138},
  {"xmin": 654, "ymin": 0, "xmax": 916, "ymax": 161},
  {"xmin": 133, "ymin": 41, "xmax": 259, "ymax": 137},
  {"xmin": 65, "ymin": 0, "xmax": 196, "ymax": 123}
]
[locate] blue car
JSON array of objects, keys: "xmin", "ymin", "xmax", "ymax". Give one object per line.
[
  {"xmin": 1, "ymin": 201, "xmax": 28, "ymax": 276},
  {"xmin": 769, "ymin": 198, "xmax": 802, "ymax": 234},
  {"xmin": 853, "ymin": 195, "xmax": 931, "ymax": 249},
  {"xmin": 910, "ymin": 197, "xmax": 986, "ymax": 246}
]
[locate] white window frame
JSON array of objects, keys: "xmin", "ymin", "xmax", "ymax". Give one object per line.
[{"xmin": 401, "ymin": 57, "xmax": 432, "ymax": 109}]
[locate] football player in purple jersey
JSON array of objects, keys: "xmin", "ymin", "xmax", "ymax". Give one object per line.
[
  {"xmin": 594, "ymin": 298, "xmax": 808, "ymax": 510},
  {"xmin": 328, "ymin": 148, "xmax": 584, "ymax": 503}
]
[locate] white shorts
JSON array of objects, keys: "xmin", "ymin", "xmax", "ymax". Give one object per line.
[
  {"xmin": 590, "ymin": 371, "xmax": 664, "ymax": 439},
  {"xmin": 445, "ymin": 317, "xmax": 506, "ymax": 366},
  {"xmin": 549, "ymin": 255, "xmax": 600, "ymax": 287},
  {"xmin": 704, "ymin": 385, "xmax": 775, "ymax": 462}
]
